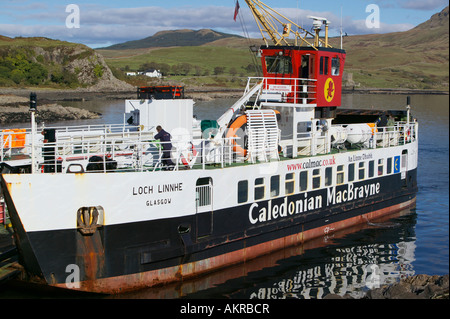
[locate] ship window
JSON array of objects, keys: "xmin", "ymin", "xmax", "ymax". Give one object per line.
[
  {"xmin": 312, "ymin": 169, "xmax": 321, "ymax": 189},
  {"xmin": 337, "ymin": 165, "xmax": 345, "ymax": 185},
  {"xmin": 285, "ymin": 173, "xmax": 295, "ymax": 195},
  {"xmin": 387, "ymin": 158, "xmax": 393, "ymax": 174},
  {"xmin": 271, "ymin": 175, "xmax": 280, "ymax": 197},
  {"xmin": 331, "ymin": 57, "xmax": 340, "ymax": 76},
  {"xmin": 255, "ymin": 178, "xmax": 265, "ymax": 200},
  {"xmin": 378, "ymin": 159, "xmax": 384, "ymax": 176},
  {"xmin": 325, "ymin": 167, "xmax": 333, "ymax": 186},
  {"xmin": 369, "ymin": 160, "xmax": 375, "ymax": 178},
  {"xmin": 359, "ymin": 162, "xmax": 365, "ymax": 180},
  {"xmin": 238, "ymin": 180, "xmax": 248, "ymax": 204},
  {"xmin": 299, "ymin": 171, "xmax": 308, "ymax": 192},
  {"xmin": 348, "ymin": 163, "xmax": 355, "ymax": 182},
  {"xmin": 265, "ymin": 55, "xmax": 292, "ymax": 74},
  {"xmin": 320, "ymin": 56, "xmax": 329, "ymax": 75}
]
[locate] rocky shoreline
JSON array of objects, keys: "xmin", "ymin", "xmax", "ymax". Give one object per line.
[
  {"xmin": 0, "ymin": 94, "xmax": 100, "ymax": 125},
  {"xmin": 324, "ymin": 274, "xmax": 449, "ymax": 299},
  {"xmin": 0, "ymin": 85, "xmax": 448, "ymax": 125}
]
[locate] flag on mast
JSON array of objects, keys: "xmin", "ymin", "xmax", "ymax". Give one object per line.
[{"xmin": 234, "ymin": 0, "xmax": 240, "ymax": 21}]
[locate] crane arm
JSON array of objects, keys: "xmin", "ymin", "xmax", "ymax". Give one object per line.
[{"xmin": 243, "ymin": 0, "xmax": 332, "ymax": 49}]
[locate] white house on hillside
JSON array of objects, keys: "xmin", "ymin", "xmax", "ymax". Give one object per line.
[
  {"xmin": 142, "ymin": 69, "xmax": 162, "ymax": 78},
  {"xmin": 126, "ymin": 69, "xmax": 162, "ymax": 78}
]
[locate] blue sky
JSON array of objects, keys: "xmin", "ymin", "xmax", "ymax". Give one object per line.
[{"xmin": 1, "ymin": 0, "xmax": 448, "ymax": 48}]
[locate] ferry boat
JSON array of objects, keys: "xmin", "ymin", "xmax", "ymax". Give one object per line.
[{"xmin": 0, "ymin": 1, "xmax": 418, "ymax": 294}]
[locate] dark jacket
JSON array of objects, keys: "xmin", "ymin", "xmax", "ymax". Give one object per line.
[{"xmin": 155, "ymin": 129, "xmax": 172, "ymax": 150}]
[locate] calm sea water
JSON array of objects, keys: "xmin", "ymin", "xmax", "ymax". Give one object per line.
[{"xmin": 1, "ymin": 93, "xmax": 448, "ymax": 299}]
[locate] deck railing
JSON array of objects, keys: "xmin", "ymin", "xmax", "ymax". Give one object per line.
[
  {"xmin": 246, "ymin": 77, "xmax": 317, "ymax": 105},
  {"xmin": 34, "ymin": 135, "xmax": 243, "ymax": 174},
  {"xmin": 1, "ymin": 120, "xmax": 418, "ymax": 174},
  {"xmin": 291, "ymin": 121, "xmax": 418, "ymax": 157}
]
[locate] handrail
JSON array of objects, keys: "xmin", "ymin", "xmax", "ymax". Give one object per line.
[{"xmin": 247, "ymin": 77, "xmax": 317, "ymax": 105}]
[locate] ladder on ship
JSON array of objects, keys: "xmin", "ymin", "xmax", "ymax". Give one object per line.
[{"xmin": 246, "ymin": 110, "xmax": 280, "ymax": 163}]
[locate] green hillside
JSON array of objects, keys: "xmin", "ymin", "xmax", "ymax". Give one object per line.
[{"xmin": 0, "ymin": 36, "xmax": 132, "ymax": 90}]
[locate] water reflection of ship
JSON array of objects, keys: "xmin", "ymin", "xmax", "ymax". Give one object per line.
[
  {"xmin": 246, "ymin": 209, "xmax": 417, "ymax": 299},
  {"xmin": 251, "ymin": 241, "xmax": 416, "ymax": 299},
  {"xmin": 111, "ymin": 208, "xmax": 416, "ymax": 299}
]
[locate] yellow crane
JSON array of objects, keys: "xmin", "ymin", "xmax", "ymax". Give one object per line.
[{"xmin": 243, "ymin": 0, "xmax": 332, "ymax": 49}]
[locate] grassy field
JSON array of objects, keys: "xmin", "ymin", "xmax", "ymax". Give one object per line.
[
  {"xmin": 98, "ymin": 44, "xmax": 258, "ymax": 89},
  {"xmin": 99, "ymin": 46, "xmax": 255, "ymax": 75}
]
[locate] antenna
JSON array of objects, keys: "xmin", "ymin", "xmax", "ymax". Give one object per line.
[{"xmin": 340, "ymin": 6, "xmax": 343, "ymax": 49}]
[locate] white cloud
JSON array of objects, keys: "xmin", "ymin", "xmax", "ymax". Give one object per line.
[{"xmin": 0, "ymin": 4, "xmax": 424, "ymax": 47}]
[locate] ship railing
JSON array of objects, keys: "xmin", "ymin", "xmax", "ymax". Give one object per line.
[
  {"xmin": 1, "ymin": 129, "xmax": 27, "ymax": 162},
  {"xmin": 288, "ymin": 121, "xmax": 418, "ymax": 158},
  {"xmin": 247, "ymin": 77, "xmax": 317, "ymax": 105},
  {"xmin": 33, "ymin": 135, "xmax": 248, "ymax": 174},
  {"xmin": 293, "ymin": 131, "xmax": 330, "ymax": 157},
  {"xmin": 1, "ymin": 123, "xmax": 141, "ymax": 163},
  {"xmin": 374, "ymin": 121, "xmax": 418, "ymax": 148}
]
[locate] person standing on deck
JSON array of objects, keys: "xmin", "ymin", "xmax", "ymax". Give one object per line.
[{"xmin": 155, "ymin": 126, "xmax": 175, "ymax": 169}]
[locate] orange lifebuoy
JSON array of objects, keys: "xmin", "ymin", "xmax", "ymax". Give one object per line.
[
  {"xmin": 226, "ymin": 115, "xmax": 248, "ymax": 157},
  {"xmin": 181, "ymin": 143, "xmax": 198, "ymax": 167}
]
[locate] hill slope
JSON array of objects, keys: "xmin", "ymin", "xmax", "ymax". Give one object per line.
[
  {"xmin": 331, "ymin": 6, "xmax": 449, "ymax": 90},
  {"xmin": 0, "ymin": 36, "xmax": 133, "ymax": 91},
  {"xmin": 101, "ymin": 29, "xmax": 242, "ymax": 50}
]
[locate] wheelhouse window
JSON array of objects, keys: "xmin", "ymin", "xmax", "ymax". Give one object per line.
[
  {"xmin": 265, "ymin": 55, "xmax": 292, "ymax": 74},
  {"xmin": 320, "ymin": 56, "xmax": 329, "ymax": 75},
  {"xmin": 238, "ymin": 180, "xmax": 248, "ymax": 204},
  {"xmin": 331, "ymin": 57, "xmax": 340, "ymax": 76},
  {"xmin": 255, "ymin": 178, "xmax": 265, "ymax": 201}
]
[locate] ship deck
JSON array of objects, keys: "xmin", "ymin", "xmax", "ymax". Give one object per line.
[{"xmin": 0, "ymin": 119, "xmax": 417, "ymax": 175}]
